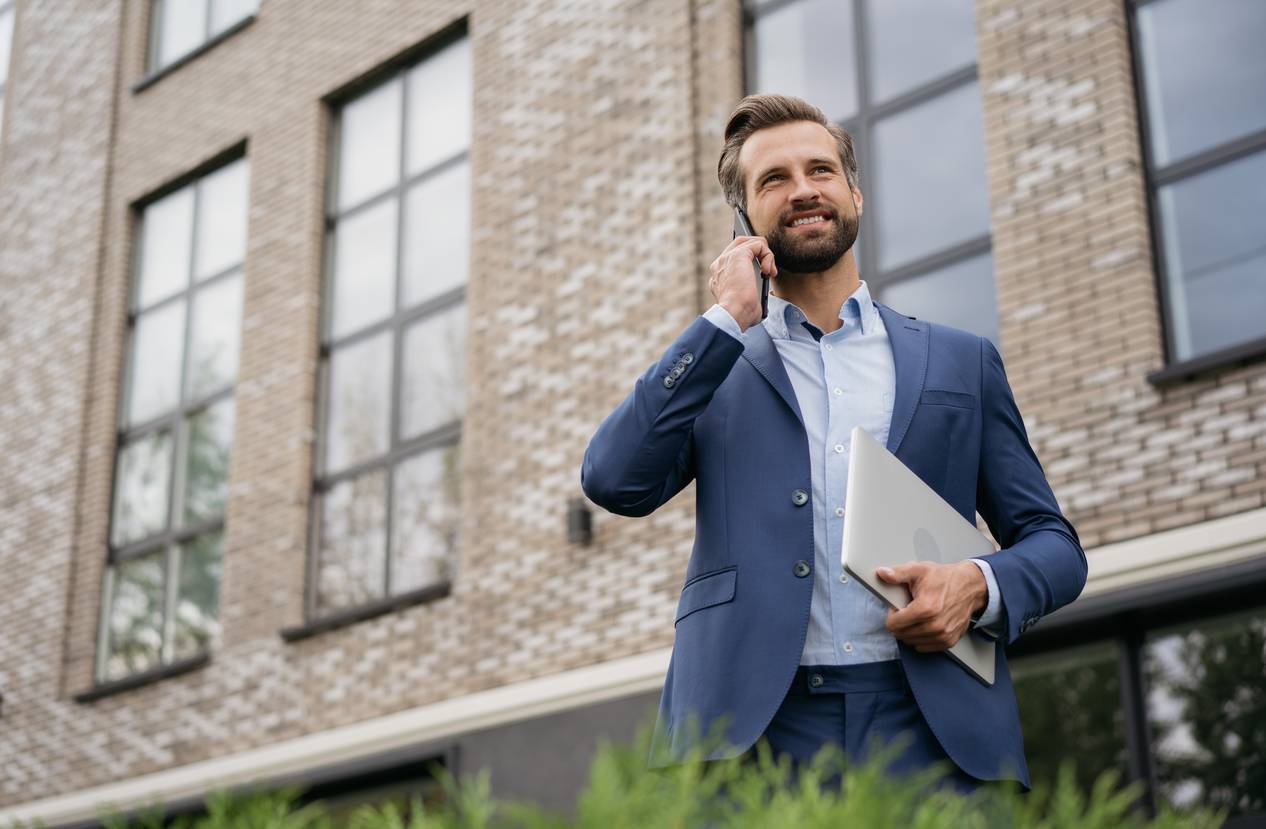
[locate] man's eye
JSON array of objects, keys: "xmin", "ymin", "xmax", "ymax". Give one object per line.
[{"xmin": 813, "ymin": 166, "xmax": 832, "ymax": 174}]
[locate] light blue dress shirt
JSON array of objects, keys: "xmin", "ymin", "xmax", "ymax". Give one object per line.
[{"xmin": 703, "ymin": 281, "xmax": 1001, "ymax": 666}]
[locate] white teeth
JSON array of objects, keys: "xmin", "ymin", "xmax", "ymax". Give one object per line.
[{"xmin": 792, "ymin": 215, "xmax": 826, "ymax": 226}]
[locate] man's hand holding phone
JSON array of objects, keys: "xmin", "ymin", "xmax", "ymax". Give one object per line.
[{"xmin": 708, "ymin": 234, "xmax": 777, "ymax": 333}]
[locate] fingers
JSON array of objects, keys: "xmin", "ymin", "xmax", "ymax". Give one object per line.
[
  {"xmin": 727, "ymin": 236, "xmax": 777, "ymax": 276},
  {"xmin": 886, "ymin": 606, "xmax": 965, "ymax": 652}
]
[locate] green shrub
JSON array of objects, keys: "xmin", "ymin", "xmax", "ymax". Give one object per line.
[{"xmin": 7, "ymin": 729, "xmax": 1224, "ymax": 829}]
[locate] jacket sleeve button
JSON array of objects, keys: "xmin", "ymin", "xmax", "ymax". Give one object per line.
[{"xmin": 663, "ymin": 377, "xmax": 675, "ymax": 388}]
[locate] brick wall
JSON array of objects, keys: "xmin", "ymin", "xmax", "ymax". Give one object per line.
[{"xmin": 0, "ymin": 0, "xmax": 1262, "ymax": 805}]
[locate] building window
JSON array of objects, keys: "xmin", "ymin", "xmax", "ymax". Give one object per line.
[
  {"xmin": 1012, "ymin": 601, "xmax": 1266, "ymax": 819},
  {"xmin": 0, "ymin": 0, "xmax": 14, "ymax": 139},
  {"xmin": 746, "ymin": 0, "xmax": 998, "ymax": 343},
  {"xmin": 1131, "ymin": 0, "xmax": 1266, "ymax": 367},
  {"xmin": 311, "ymin": 34, "xmax": 470, "ymax": 620},
  {"xmin": 147, "ymin": 0, "xmax": 258, "ymax": 73},
  {"xmin": 97, "ymin": 156, "xmax": 249, "ymax": 683}
]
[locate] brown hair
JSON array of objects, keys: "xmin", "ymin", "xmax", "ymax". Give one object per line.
[{"xmin": 717, "ymin": 94, "xmax": 860, "ymax": 209}]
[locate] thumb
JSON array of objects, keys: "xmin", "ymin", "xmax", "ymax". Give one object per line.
[{"xmin": 876, "ymin": 564, "xmax": 916, "ymax": 585}]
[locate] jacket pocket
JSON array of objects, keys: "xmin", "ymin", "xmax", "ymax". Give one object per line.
[
  {"xmin": 675, "ymin": 566, "xmax": 737, "ymax": 625},
  {"xmin": 920, "ymin": 389, "xmax": 977, "ymax": 410}
]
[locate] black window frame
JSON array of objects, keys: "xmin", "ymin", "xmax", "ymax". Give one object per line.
[
  {"xmin": 1126, "ymin": 0, "xmax": 1266, "ymax": 386},
  {"xmin": 133, "ymin": 0, "xmax": 259, "ymax": 93},
  {"xmin": 286, "ymin": 20, "xmax": 470, "ymax": 640},
  {"xmin": 91, "ymin": 143, "xmax": 249, "ymax": 693},
  {"xmin": 1011, "ymin": 554, "xmax": 1266, "ymax": 822},
  {"xmin": 742, "ymin": 0, "xmax": 995, "ymax": 336}
]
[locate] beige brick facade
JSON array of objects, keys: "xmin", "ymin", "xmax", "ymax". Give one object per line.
[{"xmin": 0, "ymin": 0, "xmax": 1262, "ymax": 812}]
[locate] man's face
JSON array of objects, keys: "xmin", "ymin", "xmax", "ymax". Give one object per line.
[{"xmin": 739, "ymin": 120, "xmax": 862, "ymax": 274}]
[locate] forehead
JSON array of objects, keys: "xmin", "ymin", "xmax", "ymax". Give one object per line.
[{"xmin": 738, "ymin": 120, "xmax": 839, "ymax": 182}]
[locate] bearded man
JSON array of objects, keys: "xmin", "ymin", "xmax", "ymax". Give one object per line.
[{"xmin": 581, "ymin": 94, "xmax": 1086, "ymax": 791}]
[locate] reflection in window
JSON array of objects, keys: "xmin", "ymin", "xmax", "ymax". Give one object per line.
[
  {"xmin": 750, "ymin": 0, "xmax": 857, "ymax": 123},
  {"xmin": 878, "ymin": 253, "xmax": 998, "ymax": 344},
  {"xmin": 97, "ymin": 157, "xmax": 248, "ymax": 683},
  {"xmin": 866, "ymin": 0, "xmax": 975, "ymax": 105},
  {"xmin": 314, "ymin": 35, "xmax": 470, "ymax": 617},
  {"xmin": 1012, "ymin": 642, "xmax": 1130, "ymax": 795},
  {"xmin": 1133, "ymin": 0, "xmax": 1266, "ymax": 364},
  {"xmin": 1145, "ymin": 609, "xmax": 1266, "ymax": 817},
  {"xmin": 1156, "ymin": 148, "xmax": 1266, "ymax": 362},
  {"xmin": 149, "ymin": 0, "xmax": 258, "ymax": 73},
  {"xmin": 872, "ymin": 81, "xmax": 990, "ymax": 271}
]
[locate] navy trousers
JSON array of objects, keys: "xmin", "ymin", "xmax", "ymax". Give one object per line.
[{"xmin": 757, "ymin": 660, "xmax": 981, "ymax": 794}]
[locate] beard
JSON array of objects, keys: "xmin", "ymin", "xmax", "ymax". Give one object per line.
[{"xmin": 765, "ymin": 205, "xmax": 859, "ymax": 273}]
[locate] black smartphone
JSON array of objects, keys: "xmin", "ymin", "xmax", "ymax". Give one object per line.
[{"xmin": 732, "ymin": 206, "xmax": 770, "ymax": 321}]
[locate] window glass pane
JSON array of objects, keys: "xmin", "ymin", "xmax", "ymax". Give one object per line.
[
  {"xmin": 0, "ymin": 7, "xmax": 14, "ymax": 86},
  {"xmin": 1145, "ymin": 608, "xmax": 1266, "ymax": 817},
  {"xmin": 103, "ymin": 552, "xmax": 166, "ymax": 681},
  {"xmin": 324, "ymin": 332, "xmax": 392, "ymax": 474},
  {"xmin": 183, "ymin": 398, "xmax": 234, "ymax": 526},
  {"xmin": 1012, "ymin": 642, "xmax": 1130, "ymax": 793},
  {"xmin": 127, "ymin": 300, "xmax": 187, "ymax": 426},
  {"xmin": 186, "ymin": 272, "xmax": 243, "ymax": 400},
  {"xmin": 330, "ymin": 198, "xmax": 398, "ymax": 339},
  {"xmin": 337, "ymin": 78, "xmax": 402, "ymax": 210},
  {"xmin": 138, "ymin": 187, "xmax": 195, "ymax": 309},
  {"xmin": 867, "ymin": 0, "xmax": 975, "ymax": 104},
  {"xmin": 752, "ymin": 0, "xmax": 857, "ymax": 123},
  {"xmin": 401, "ymin": 304, "xmax": 466, "ymax": 440},
  {"xmin": 158, "ymin": 0, "xmax": 208, "ymax": 68},
  {"xmin": 873, "ymin": 81, "xmax": 990, "ymax": 270},
  {"xmin": 391, "ymin": 444, "xmax": 460, "ymax": 594},
  {"xmin": 1136, "ymin": 0, "xmax": 1266, "ymax": 166},
  {"xmin": 877, "ymin": 253, "xmax": 998, "ymax": 344},
  {"xmin": 209, "ymin": 0, "xmax": 257, "ymax": 37},
  {"xmin": 111, "ymin": 430, "xmax": 174, "ymax": 547},
  {"xmin": 316, "ymin": 470, "xmax": 388, "ymax": 612},
  {"xmin": 195, "ymin": 159, "xmax": 249, "ymax": 281},
  {"xmin": 1157, "ymin": 148, "xmax": 1266, "ymax": 361},
  {"xmin": 402, "ymin": 161, "xmax": 469, "ymax": 308},
  {"xmin": 172, "ymin": 532, "xmax": 223, "ymax": 660},
  {"xmin": 406, "ymin": 38, "xmax": 472, "ymax": 175}
]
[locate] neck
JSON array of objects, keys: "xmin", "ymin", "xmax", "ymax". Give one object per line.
[{"xmin": 769, "ymin": 249, "xmax": 861, "ymax": 334}]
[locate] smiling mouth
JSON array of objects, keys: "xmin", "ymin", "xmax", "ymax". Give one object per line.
[{"xmin": 787, "ymin": 214, "xmax": 831, "ymax": 229}]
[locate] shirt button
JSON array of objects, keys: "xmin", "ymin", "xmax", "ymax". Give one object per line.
[
  {"xmin": 842, "ymin": 642, "xmax": 854, "ymax": 653},
  {"xmin": 824, "ymin": 344, "xmax": 833, "ymax": 351},
  {"xmin": 839, "ymin": 572, "xmax": 848, "ymax": 584},
  {"xmin": 834, "ymin": 444, "xmax": 845, "ymax": 454},
  {"xmin": 834, "ymin": 388, "xmax": 842, "ymax": 396},
  {"xmin": 835, "ymin": 507, "xmax": 845, "ymax": 517}
]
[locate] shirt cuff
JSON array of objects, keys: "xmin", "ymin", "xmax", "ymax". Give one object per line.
[
  {"xmin": 703, "ymin": 303, "xmax": 744, "ymax": 341},
  {"xmin": 969, "ymin": 558, "xmax": 1004, "ymax": 639}
]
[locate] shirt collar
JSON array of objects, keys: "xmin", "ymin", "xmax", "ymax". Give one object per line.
[{"xmin": 762, "ymin": 280, "xmax": 879, "ymax": 341}]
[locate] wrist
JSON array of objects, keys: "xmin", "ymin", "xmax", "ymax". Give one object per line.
[{"xmin": 962, "ymin": 560, "xmax": 988, "ymax": 614}]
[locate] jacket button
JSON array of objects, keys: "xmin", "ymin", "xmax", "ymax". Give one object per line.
[
  {"xmin": 663, "ymin": 377, "xmax": 675, "ymax": 388},
  {"xmin": 808, "ymin": 673, "xmax": 824, "ymax": 688},
  {"xmin": 793, "ymin": 560, "xmax": 811, "ymax": 578},
  {"xmin": 791, "ymin": 489, "xmax": 809, "ymax": 506},
  {"xmin": 681, "ymin": 353, "xmax": 694, "ymax": 364}
]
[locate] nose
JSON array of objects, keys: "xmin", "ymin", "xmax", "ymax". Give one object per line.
[{"xmin": 788, "ymin": 171, "xmax": 822, "ymax": 204}]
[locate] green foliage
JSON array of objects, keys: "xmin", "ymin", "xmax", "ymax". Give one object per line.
[{"xmin": 9, "ymin": 732, "xmax": 1224, "ymax": 829}]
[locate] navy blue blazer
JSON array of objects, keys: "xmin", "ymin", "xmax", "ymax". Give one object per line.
[{"xmin": 580, "ymin": 302, "xmax": 1087, "ymax": 787}]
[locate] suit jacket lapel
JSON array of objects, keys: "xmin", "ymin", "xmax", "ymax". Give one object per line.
[
  {"xmin": 876, "ymin": 302, "xmax": 929, "ymax": 456},
  {"xmin": 740, "ymin": 322, "xmax": 805, "ymax": 428}
]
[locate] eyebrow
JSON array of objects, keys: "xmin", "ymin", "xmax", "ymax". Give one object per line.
[{"xmin": 753, "ymin": 157, "xmax": 841, "ymax": 183}]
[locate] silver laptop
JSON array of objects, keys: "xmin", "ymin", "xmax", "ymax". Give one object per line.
[{"xmin": 841, "ymin": 426, "xmax": 997, "ymax": 685}]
